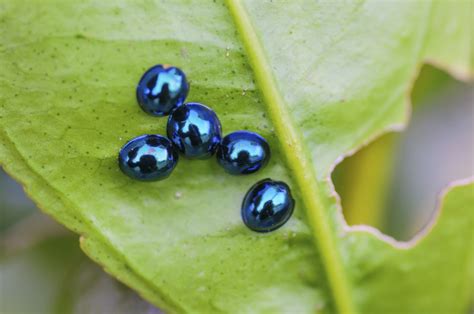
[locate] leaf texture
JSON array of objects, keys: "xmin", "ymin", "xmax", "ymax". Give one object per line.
[{"xmin": 0, "ymin": 1, "xmax": 472, "ymax": 313}]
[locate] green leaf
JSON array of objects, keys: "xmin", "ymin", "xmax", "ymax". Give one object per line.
[{"xmin": 0, "ymin": 1, "xmax": 471, "ymax": 313}]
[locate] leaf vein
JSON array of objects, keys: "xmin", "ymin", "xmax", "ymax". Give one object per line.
[{"xmin": 225, "ymin": 1, "xmax": 356, "ymax": 313}]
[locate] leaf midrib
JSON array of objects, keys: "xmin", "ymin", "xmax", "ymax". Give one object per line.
[{"xmin": 225, "ymin": 1, "xmax": 356, "ymax": 314}]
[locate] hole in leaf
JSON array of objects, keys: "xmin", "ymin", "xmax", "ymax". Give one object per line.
[{"xmin": 332, "ymin": 65, "xmax": 473, "ymax": 241}]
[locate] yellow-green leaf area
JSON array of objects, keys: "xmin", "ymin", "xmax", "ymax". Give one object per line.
[{"xmin": 0, "ymin": 1, "xmax": 471, "ymax": 313}]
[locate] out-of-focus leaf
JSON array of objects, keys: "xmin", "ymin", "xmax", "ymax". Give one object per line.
[
  {"xmin": 0, "ymin": 1, "xmax": 472, "ymax": 313},
  {"xmin": 0, "ymin": 169, "xmax": 37, "ymax": 231},
  {"xmin": 332, "ymin": 133, "xmax": 397, "ymax": 228},
  {"xmin": 0, "ymin": 214, "xmax": 159, "ymax": 314},
  {"xmin": 333, "ymin": 65, "xmax": 474, "ymax": 238}
]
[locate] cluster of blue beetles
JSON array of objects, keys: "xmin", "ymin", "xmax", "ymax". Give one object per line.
[{"xmin": 118, "ymin": 65, "xmax": 294, "ymax": 232}]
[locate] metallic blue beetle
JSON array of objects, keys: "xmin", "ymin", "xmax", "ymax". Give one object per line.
[
  {"xmin": 118, "ymin": 134, "xmax": 178, "ymax": 181},
  {"xmin": 242, "ymin": 179, "xmax": 295, "ymax": 232},
  {"xmin": 167, "ymin": 103, "xmax": 222, "ymax": 159},
  {"xmin": 217, "ymin": 131, "xmax": 270, "ymax": 175},
  {"xmin": 136, "ymin": 65, "xmax": 189, "ymax": 116}
]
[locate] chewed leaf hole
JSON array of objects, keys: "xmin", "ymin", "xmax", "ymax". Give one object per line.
[{"xmin": 332, "ymin": 65, "xmax": 474, "ymax": 241}]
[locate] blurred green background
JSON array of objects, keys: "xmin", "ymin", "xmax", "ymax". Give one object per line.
[
  {"xmin": 333, "ymin": 65, "xmax": 473, "ymax": 240},
  {"xmin": 1, "ymin": 65, "xmax": 472, "ymax": 312},
  {"xmin": 0, "ymin": 170, "xmax": 161, "ymax": 313}
]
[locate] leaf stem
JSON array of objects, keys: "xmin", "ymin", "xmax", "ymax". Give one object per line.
[{"xmin": 226, "ymin": 1, "xmax": 356, "ymax": 313}]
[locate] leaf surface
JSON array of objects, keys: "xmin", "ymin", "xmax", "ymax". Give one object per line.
[{"xmin": 0, "ymin": 1, "xmax": 472, "ymax": 313}]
